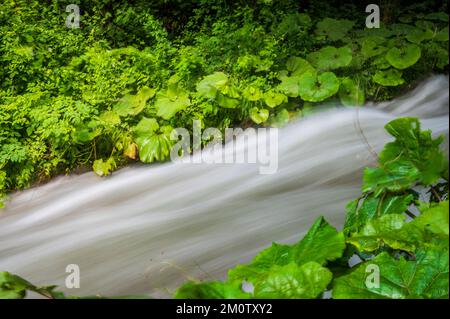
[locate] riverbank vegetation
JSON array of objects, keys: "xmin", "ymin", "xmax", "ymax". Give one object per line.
[
  {"xmin": 1, "ymin": 117, "xmax": 448, "ymax": 299},
  {"xmin": 0, "ymin": 0, "xmax": 449, "ymax": 206}
]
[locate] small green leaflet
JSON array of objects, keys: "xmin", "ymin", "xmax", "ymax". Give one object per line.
[
  {"xmin": 285, "ymin": 57, "xmax": 315, "ymax": 76},
  {"xmin": 298, "ymin": 72, "xmax": 340, "ymax": 102}
]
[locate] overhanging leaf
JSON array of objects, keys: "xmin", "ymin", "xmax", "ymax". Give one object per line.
[
  {"xmin": 264, "ymin": 91, "xmax": 287, "ymax": 108},
  {"xmin": 347, "ymin": 214, "xmax": 417, "ymax": 252}
]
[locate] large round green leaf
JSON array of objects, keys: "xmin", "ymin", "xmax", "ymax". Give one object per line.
[
  {"xmin": 406, "ymin": 27, "xmax": 434, "ymax": 43},
  {"xmin": 372, "ymin": 69, "xmax": 405, "ymax": 86},
  {"xmin": 386, "ymin": 44, "xmax": 421, "ymax": 69},
  {"xmin": 307, "ymin": 46, "xmax": 352, "ymax": 70},
  {"xmin": 136, "ymin": 126, "xmax": 174, "ymax": 163},
  {"xmin": 264, "ymin": 90, "xmax": 287, "ymax": 108},
  {"xmin": 361, "ymin": 40, "xmax": 387, "ymax": 58},
  {"xmin": 254, "ymin": 262, "xmax": 332, "ymax": 299},
  {"xmin": 277, "ymin": 76, "xmax": 301, "ymax": 97},
  {"xmin": 217, "ymin": 94, "xmax": 239, "ymax": 109},
  {"xmin": 196, "ymin": 72, "xmax": 229, "ymax": 99},
  {"xmin": 338, "ymin": 78, "xmax": 365, "ymax": 106},
  {"xmin": 286, "ymin": 57, "xmax": 315, "ymax": 76},
  {"xmin": 268, "ymin": 108, "xmax": 289, "ymax": 128},
  {"xmin": 155, "ymin": 87, "xmax": 191, "ymax": 120},
  {"xmin": 113, "ymin": 86, "xmax": 155, "ymax": 117},
  {"xmin": 372, "ymin": 55, "xmax": 391, "ymax": 70},
  {"xmin": 298, "ymin": 72, "xmax": 339, "ymax": 102}
]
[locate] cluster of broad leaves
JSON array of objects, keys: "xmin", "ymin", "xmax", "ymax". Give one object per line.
[
  {"xmin": 2, "ymin": 117, "xmax": 448, "ymax": 299},
  {"xmin": 173, "ymin": 117, "xmax": 449, "ymax": 299},
  {"xmin": 0, "ymin": 0, "xmax": 449, "ymax": 206}
]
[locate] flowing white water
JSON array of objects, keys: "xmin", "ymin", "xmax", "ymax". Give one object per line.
[{"xmin": 0, "ymin": 76, "xmax": 448, "ymax": 298}]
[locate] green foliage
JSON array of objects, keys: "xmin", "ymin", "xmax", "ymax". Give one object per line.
[
  {"xmin": 307, "ymin": 46, "xmax": 353, "ymax": 70},
  {"xmin": 174, "ymin": 281, "xmax": 251, "ymax": 299},
  {"xmin": 0, "ymin": 271, "xmax": 65, "ymax": 299},
  {"xmin": 133, "ymin": 118, "xmax": 174, "ymax": 163},
  {"xmin": 298, "ymin": 72, "xmax": 340, "ymax": 102},
  {"xmin": 253, "ymin": 262, "xmax": 332, "ymax": 299},
  {"xmin": 1, "ymin": 116, "xmax": 448, "ymax": 299},
  {"xmin": 0, "ymin": 271, "xmax": 150, "ymax": 299},
  {"xmin": 386, "ymin": 44, "xmax": 422, "ymax": 69},
  {"xmin": 338, "ymin": 77, "xmax": 365, "ymax": 106},
  {"xmin": 0, "ymin": 1, "xmax": 447, "ymax": 202},
  {"xmin": 173, "ymin": 117, "xmax": 449, "ymax": 299},
  {"xmin": 93, "ymin": 157, "xmax": 116, "ymax": 177},
  {"xmin": 315, "ymin": 18, "xmax": 354, "ymax": 41},
  {"xmin": 333, "ymin": 248, "xmax": 449, "ymax": 299}
]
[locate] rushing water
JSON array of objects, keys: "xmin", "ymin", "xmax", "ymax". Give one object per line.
[{"xmin": 0, "ymin": 76, "xmax": 448, "ymax": 298}]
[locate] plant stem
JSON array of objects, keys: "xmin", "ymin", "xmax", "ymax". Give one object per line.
[{"xmin": 405, "ymin": 210, "xmax": 416, "ymax": 219}]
